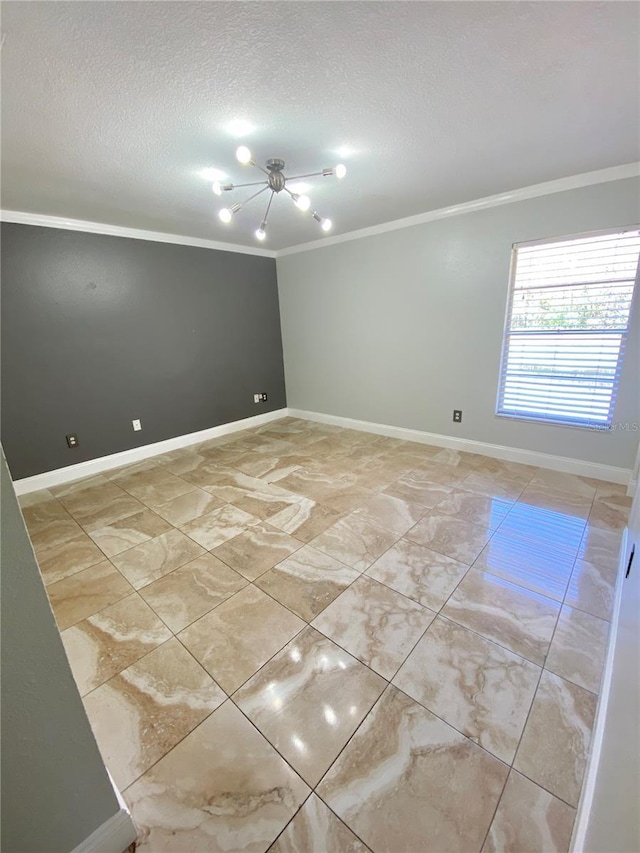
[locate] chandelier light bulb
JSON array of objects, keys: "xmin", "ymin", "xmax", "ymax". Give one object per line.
[
  {"xmin": 212, "ymin": 182, "xmax": 223, "ymax": 196},
  {"xmin": 255, "ymin": 225, "xmax": 267, "ymax": 240},
  {"xmin": 236, "ymin": 146, "xmax": 252, "ymax": 164},
  {"xmin": 219, "ymin": 208, "xmax": 233, "ymax": 223},
  {"xmin": 321, "ymin": 217, "xmax": 333, "ymax": 232},
  {"xmin": 335, "ymin": 164, "xmax": 347, "ymax": 179},
  {"xmin": 295, "ymin": 194, "xmax": 311, "ymax": 211}
]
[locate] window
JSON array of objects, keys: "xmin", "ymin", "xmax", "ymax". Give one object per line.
[{"xmin": 497, "ymin": 228, "xmax": 639, "ymax": 429}]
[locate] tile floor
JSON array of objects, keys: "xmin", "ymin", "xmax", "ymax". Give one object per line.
[{"xmin": 20, "ymin": 418, "xmax": 630, "ymax": 853}]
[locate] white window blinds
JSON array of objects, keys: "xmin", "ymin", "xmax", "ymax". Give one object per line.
[{"xmin": 497, "ymin": 228, "xmax": 639, "ymax": 428}]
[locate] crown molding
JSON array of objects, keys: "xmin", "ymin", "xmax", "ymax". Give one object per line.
[
  {"xmin": 0, "ymin": 210, "xmax": 277, "ymax": 259},
  {"xmin": 276, "ymin": 162, "xmax": 640, "ymax": 257},
  {"xmin": 2, "ymin": 163, "xmax": 638, "ymax": 258}
]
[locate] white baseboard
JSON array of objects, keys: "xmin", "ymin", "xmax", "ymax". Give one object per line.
[
  {"xmin": 12, "ymin": 409, "xmax": 288, "ymax": 495},
  {"xmin": 70, "ymin": 807, "xmax": 137, "ymax": 853},
  {"xmin": 570, "ymin": 527, "xmax": 628, "ymax": 853},
  {"xmin": 288, "ymin": 408, "xmax": 632, "ymax": 486}
]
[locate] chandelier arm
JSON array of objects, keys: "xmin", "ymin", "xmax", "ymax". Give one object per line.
[
  {"xmin": 285, "ymin": 171, "xmax": 327, "ymax": 181},
  {"xmin": 227, "ymin": 180, "xmax": 269, "ymax": 190},
  {"xmin": 240, "ymin": 185, "xmax": 270, "ymax": 207},
  {"xmin": 262, "ymin": 190, "xmax": 275, "ymax": 225}
]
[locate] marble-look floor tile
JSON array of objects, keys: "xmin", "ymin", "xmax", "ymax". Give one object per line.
[
  {"xmin": 459, "ymin": 471, "xmax": 527, "ymax": 501},
  {"xmin": 393, "ymin": 617, "xmax": 540, "ymax": 762},
  {"xmin": 268, "ymin": 497, "xmax": 344, "ymax": 543},
  {"xmin": 58, "ymin": 481, "xmax": 144, "ymax": 527},
  {"xmin": 181, "ymin": 504, "xmax": 259, "ymax": 550},
  {"xmin": 405, "ymin": 511, "xmax": 493, "ymax": 565},
  {"xmin": 366, "ymin": 538, "xmax": 469, "ymax": 611},
  {"xmin": 442, "ymin": 569, "xmax": 560, "ymax": 664},
  {"xmin": 410, "ymin": 462, "xmax": 474, "ymax": 488},
  {"xmin": 255, "ymin": 545, "xmax": 359, "ymax": 621},
  {"xmin": 269, "ymin": 794, "xmax": 369, "ymax": 853},
  {"xmin": 36, "ymin": 534, "xmax": 107, "ymax": 585},
  {"xmin": 309, "ymin": 516, "xmax": 398, "ymax": 572},
  {"xmin": 21, "ymin": 494, "xmax": 71, "ymax": 532},
  {"xmin": 153, "ymin": 488, "xmax": 225, "ymax": 526},
  {"xmin": 139, "ymin": 553, "xmax": 248, "ymax": 632},
  {"xmin": 232, "ymin": 484, "xmax": 304, "ymax": 521},
  {"xmin": 212, "ymin": 523, "xmax": 302, "ymax": 581},
  {"xmin": 179, "ymin": 585, "xmax": 305, "ymax": 693},
  {"xmin": 318, "ymin": 686, "xmax": 508, "ymax": 853},
  {"xmin": 124, "ymin": 700, "xmax": 309, "ymax": 852},
  {"xmin": 61, "ymin": 593, "xmax": 171, "ymax": 695},
  {"xmin": 85, "ymin": 508, "xmax": 172, "ymax": 557},
  {"xmin": 48, "ymin": 561, "xmax": 132, "ymax": 630},
  {"xmin": 472, "ymin": 530, "xmax": 574, "ymax": 602},
  {"xmin": 588, "ymin": 491, "xmax": 632, "ymax": 530},
  {"xmin": 112, "ymin": 528, "xmax": 205, "ymax": 589},
  {"xmin": 431, "ymin": 448, "xmax": 484, "ymax": 469},
  {"xmin": 235, "ymin": 626, "xmax": 386, "ymax": 786},
  {"xmin": 114, "ymin": 468, "xmax": 198, "ymax": 507},
  {"xmin": 545, "ymin": 606, "xmax": 609, "ymax": 693},
  {"xmin": 514, "ymin": 671, "xmax": 596, "ymax": 807},
  {"xmin": 312, "ymin": 576, "xmax": 435, "ymax": 679},
  {"xmin": 482, "ymin": 770, "xmax": 575, "ymax": 853},
  {"xmin": 577, "ymin": 525, "xmax": 622, "ymax": 571},
  {"xmin": 529, "ymin": 470, "xmax": 598, "ymax": 499},
  {"xmin": 84, "ymin": 638, "xmax": 225, "ymax": 790},
  {"xmin": 351, "ymin": 493, "xmax": 426, "ymax": 536},
  {"xmin": 19, "ymin": 487, "xmax": 56, "ymax": 510},
  {"xmin": 52, "ymin": 475, "xmax": 114, "ymax": 500},
  {"xmin": 29, "ymin": 515, "xmax": 84, "ymax": 551},
  {"xmin": 434, "ymin": 489, "xmax": 513, "ymax": 527},
  {"xmin": 382, "ymin": 475, "xmax": 453, "ymax": 508},
  {"xmin": 564, "ymin": 558, "xmax": 617, "ymax": 620},
  {"xmin": 474, "ymin": 459, "xmax": 537, "ymax": 481},
  {"xmin": 517, "ymin": 485, "xmax": 592, "ymax": 521},
  {"xmin": 320, "ymin": 484, "xmax": 377, "ymax": 515}
]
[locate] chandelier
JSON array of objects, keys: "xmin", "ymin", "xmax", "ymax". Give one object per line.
[{"xmin": 213, "ymin": 146, "xmax": 346, "ymax": 241}]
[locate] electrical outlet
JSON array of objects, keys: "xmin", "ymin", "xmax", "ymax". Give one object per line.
[
  {"xmin": 132, "ymin": 419, "xmax": 142, "ymax": 431},
  {"xmin": 453, "ymin": 409, "xmax": 462, "ymax": 423},
  {"xmin": 253, "ymin": 393, "xmax": 268, "ymax": 403},
  {"xmin": 66, "ymin": 433, "xmax": 79, "ymax": 448}
]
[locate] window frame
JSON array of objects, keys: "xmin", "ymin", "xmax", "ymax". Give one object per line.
[{"xmin": 495, "ymin": 226, "xmax": 639, "ymax": 431}]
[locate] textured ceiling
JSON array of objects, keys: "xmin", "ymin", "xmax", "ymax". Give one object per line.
[{"xmin": 1, "ymin": 1, "xmax": 639, "ymax": 250}]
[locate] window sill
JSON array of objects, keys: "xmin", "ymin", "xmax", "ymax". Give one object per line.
[{"xmin": 495, "ymin": 412, "xmax": 611, "ymax": 432}]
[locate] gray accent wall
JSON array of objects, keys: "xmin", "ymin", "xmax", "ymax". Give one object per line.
[
  {"xmin": 277, "ymin": 178, "xmax": 640, "ymax": 470},
  {"xmin": 1, "ymin": 452, "xmax": 122, "ymax": 852},
  {"xmin": 1, "ymin": 224, "xmax": 285, "ymax": 479}
]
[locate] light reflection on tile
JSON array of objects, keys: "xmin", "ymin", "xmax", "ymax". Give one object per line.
[
  {"xmin": 473, "ymin": 531, "xmax": 574, "ymax": 602},
  {"xmin": 235, "ymin": 626, "xmax": 385, "ymax": 785}
]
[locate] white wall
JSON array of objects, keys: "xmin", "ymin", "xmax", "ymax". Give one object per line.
[{"xmin": 277, "ymin": 177, "xmax": 640, "ymax": 470}]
